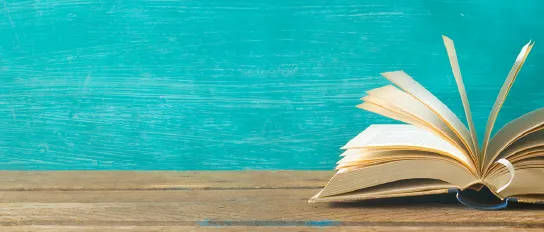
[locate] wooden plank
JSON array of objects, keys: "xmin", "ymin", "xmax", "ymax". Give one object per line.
[
  {"xmin": 0, "ymin": 171, "xmax": 331, "ymax": 190},
  {"xmin": 0, "ymin": 171, "xmax": 542, "ymax": 231},
  {"xmin": 0, "ymin": 226, "xmax": 542, "ymax": 232},
  {"xmin": 0, "ymin": 189, "xmax": 542, "ymax": 228}
]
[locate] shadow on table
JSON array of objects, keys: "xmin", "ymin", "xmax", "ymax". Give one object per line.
[{"xmin": 328, "ymin": 187, "xmax": 544, "ymax": 211}]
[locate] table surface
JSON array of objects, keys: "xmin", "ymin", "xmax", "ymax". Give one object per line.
[{"xmin": 0, "ymin": 170, "xmax": 543, "ymax": 231}]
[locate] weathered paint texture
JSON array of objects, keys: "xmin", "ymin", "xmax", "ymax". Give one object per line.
[{"xmin": 0, "ymin": 0, "xmax": 543, "ymax": 170}]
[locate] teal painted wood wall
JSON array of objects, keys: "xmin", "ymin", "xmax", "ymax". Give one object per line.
[{"xmin": 0, "ymin": 0, "xmax": 543, "ymax": 170}]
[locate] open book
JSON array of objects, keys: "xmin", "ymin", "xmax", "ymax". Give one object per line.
[{"xmin": 309, "ymin": 36, "xmax": 544, "ymax": 210}]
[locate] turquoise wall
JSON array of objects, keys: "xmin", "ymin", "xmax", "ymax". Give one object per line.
[{"xmin": 0, "ymin": 0, "xmax": 543, "ymax": 170}]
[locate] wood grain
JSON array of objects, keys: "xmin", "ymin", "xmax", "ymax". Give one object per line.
[
  {"xmin": 0, "ymin": 171, "xmax": 542, "ymax": 231},
  {"xmin": 0, "ymin": 226, "xmax": 542, "ymax": 232},
  {"xmin": 2, "ymin": 189, "xmax": 544, "ymax": 226},
  {"xmin": 0, "ymin": 189, "xmax": 542, "ymax": 226},
  {"xmin": 0, "ymin": 171, "xmax": 331, "ymax": 190}
]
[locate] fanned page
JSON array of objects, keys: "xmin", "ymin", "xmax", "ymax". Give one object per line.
[
  {"xmin": 483, "ymin": 108, "xmax": 544, "ymax": 175},
  {"xmin": 311, "ymin": 36, "xmax": 544, "ymax": 208},
  {"xmin": 363, "ymin": 85, "xmax": 468, "ymax": 154},
  {"xmin": 441, "ymin": 36, "xmax": 480, "ymax": 167},
  {"xmin": 481, "ymin": 40, "xmax": 535, "ymax": 159},
  {"xmin": 342, "ymin": 124, "xmax": 475, "ymax": 171},
  {"xmin": 381, "ymin": 70, "xmax": 477, "ymax": 165},
  {"xmin": 489, "ymin": 129, "xmax": 544, "ymax": 169},
  {"xmin": 356, "ymin": 101, "xmax": 433, "ymax": 131}
]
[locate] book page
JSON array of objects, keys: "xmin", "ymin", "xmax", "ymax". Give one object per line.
[
  {"xmin": 441, "ymin": 36, "xmax": 479, "ymax": 165},
  {"xmin": 487, "ymin": 150, "xmax": 544, "ymax": 177},
  {"xmin": 486, "ymin": 129, "xmax": 544, "ymax": 177},
  {"xmin": 486, "ymin": 147, "xmax": 544, "ymax": 175},
  {"xmin": 515, "ymin": 195, "xmax": 544, "ymax": 204},
  {"xmin": 342, "ymin": 124, "xmax": 474, "ymax": 170},
  {"xmin": 483, "ymin": 108, "xmax": 544, "ymax": 175},
  {"xmin": 339, "ymin": 147, "xmax": 389, "ymax": 157},
  {"xmin": 339, "ymin": 149, "xmax": 446, "ymax": 162},
  {"xmin": 313, "ymin": 158, "xmax": 476, "ymax": 198},
  {"xmin": 310, "ymin": 178, "xmax": 455, "ymax": 203},
  {"xmin": 381, "ymin": 69, "xmax": 477, "ymax": 164},
  {"xmin": 485, "ymin": 168, "xmax": 544, "ymax": 198},
  {"xmin": 364, "ymin": 85, "xmax": 469, "ymax": 157},
  {"xmin": 481, "ymin": 40, "xmax": 534, "ymax": 159},
  {"xmin": 493, "ymin": 130, "xmax": 544, "ymax": 162},
  {"xmin": 357, "ymin": 99, "xmax": 435, "ymax": 133},
  {"xmin": 336, "ymin": 149, "xmax": 458, "ymax": 169}
]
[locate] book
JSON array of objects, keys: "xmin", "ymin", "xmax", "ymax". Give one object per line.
[{"xmin": 309, "ymin": 36, "xmax": 544, "ymax": 210}]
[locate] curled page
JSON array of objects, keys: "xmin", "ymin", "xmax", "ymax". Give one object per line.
[
  {"xmin": 495, "ymin": 158, "xmax": 514, "ymax": 193},
  {"xmin": 481, "ymin": 41, "xmax": 535, "ymax": 157}
]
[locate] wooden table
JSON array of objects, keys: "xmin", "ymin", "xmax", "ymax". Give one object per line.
[{"xmin": 0, "ymin": 171, "xmax": 542, "ymax": 231}]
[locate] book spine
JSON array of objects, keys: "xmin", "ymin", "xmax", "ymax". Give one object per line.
[{"xmin": 449, "ymin": 188, "xmax": 517, "ymax": 210}]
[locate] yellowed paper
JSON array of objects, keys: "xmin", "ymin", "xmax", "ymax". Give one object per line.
[
  {"xmin": 481, "ymin": 40, "xmax": 535, "ymax": 159},
  {"xmin": 442, "ymin": 36, "xmax": 479, "ymax": 167}
]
